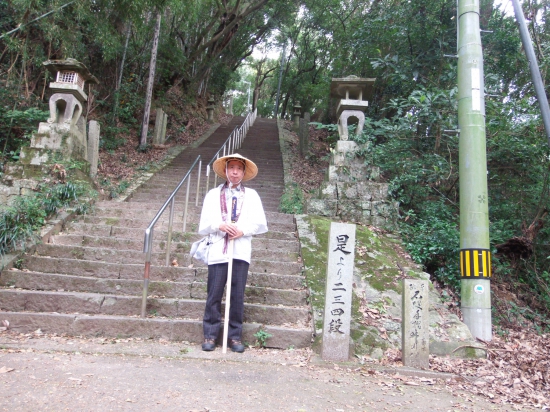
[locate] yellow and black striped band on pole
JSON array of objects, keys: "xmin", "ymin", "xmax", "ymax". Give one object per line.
[{"xmin": 460, "ymin": 248, "xmax": 492, "ymax": 278}]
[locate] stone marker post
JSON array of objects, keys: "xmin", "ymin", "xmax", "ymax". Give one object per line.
[
  {"xmin": 87, "ymin": 120, "xmax": 100, "ymax": 178},
  {"xmin": 402, "ymin": 279, "xmax": 429, "ymax": 368},
  {"xmin": 321, "ymin": 222, "xmax": 356, "ymax": 362},
  {"xmin": 299, "ymin": 118, "xmax": 306, "ymax": 157},
  {"xmin": 299, "ymin": 112, "xmax": 310, "ymax": 157},
  {"xmin": 228, "ymin": 95, "xmax": 234, "ymax": 115},
  {"xmin": 161, "ymin": 112, "xmax": 168, "ymax": 143},
  {"xmin": 153, "ymin": 108, "xmax": 164, "ymax": 145}
]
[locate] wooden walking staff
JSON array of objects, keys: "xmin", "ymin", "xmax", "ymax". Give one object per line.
[{"xmin": 222, "ymin": 196, "xmax": 238, "ymax": 353}]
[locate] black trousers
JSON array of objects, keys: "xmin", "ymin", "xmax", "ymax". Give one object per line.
[{"xmin": 203, "ymin": 259, "xmax": 249, "ymax": 342}]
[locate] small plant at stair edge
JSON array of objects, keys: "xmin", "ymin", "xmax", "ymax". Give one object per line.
[{"xmin": 254, "ymin": 327, "xmax": 273, "ymax": 348}]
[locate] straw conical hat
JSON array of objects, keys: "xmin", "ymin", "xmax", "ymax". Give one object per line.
[{"xmin": 212, "ymin": 153, "xmax": 258, "ymax": 182}]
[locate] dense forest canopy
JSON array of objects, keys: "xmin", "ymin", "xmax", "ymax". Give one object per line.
[{"xmin": 1, "ymin": 0, "xmax": 550, "ymax": 324}]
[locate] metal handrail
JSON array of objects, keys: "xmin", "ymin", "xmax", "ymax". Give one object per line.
[
  {"xmin": 204, "ymin": 109, "xmax": 257, "ymax": 193},
  {"xmin": 139, "ymin": 109, "xmax": 257, "ymax": 318},
  {"xmin": 141, "ymin": 155, "xmax": 202, "ymax": 317}
]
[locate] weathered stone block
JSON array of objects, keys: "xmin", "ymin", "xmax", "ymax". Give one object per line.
[
  {"xmin": 319, "ymin": 182, "xmax": 338, "ymax": 200},
  {"xmin": 306, "ymin": 198, "xmax": 337, "ymax": 217},
  {"xmin": 87, "ymin": 120, "xmax": 100, "ymax": 178},
  {"xmin": 402, "ymin": 279, "xmax": 430, "ymax": 369},
  {"xmin": 372, "ymin": 216, "xmax": 387, "ymax": 228},
  {"xmin": 153, "ymin": 108, "xmax": 164, "ymax": 144},
  {"xmin": 321, "ymin": 222, "xmax": 356, "ymax": 362}
]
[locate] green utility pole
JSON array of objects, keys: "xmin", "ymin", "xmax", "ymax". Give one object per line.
[{"xmin": 457, "ymin": 0, "xmax": 492, "ymax": 340}]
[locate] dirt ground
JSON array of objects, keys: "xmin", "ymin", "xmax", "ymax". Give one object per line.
[{"xmin": 0, "ymin": 331, "xmax": 526, "ymax": 412}]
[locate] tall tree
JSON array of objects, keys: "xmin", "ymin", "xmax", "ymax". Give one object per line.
[{"xmin": 140, "ymin": 12, "xmax": 161, "ymax": 148}]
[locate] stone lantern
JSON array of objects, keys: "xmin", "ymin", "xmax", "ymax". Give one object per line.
[
  {"xmin": 293, "ymin": 101, "xmax": 302, "ymax": 130},
  {"xmin": 206, "ymin": 96, "xmax": 215, "ymax": 123},
  {"xmin": 330, "ymin": 75, "xmax": 375, "ymax": 141},
  {"xmin": 19, "ymin": 58, "xmax": 99, "ymax": 166}
]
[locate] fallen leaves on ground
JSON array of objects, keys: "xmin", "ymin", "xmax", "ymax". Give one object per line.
[
  {"xmin": 97, "ymin": 112, "xmax": 231, "ymax": 196},
  {"xmin": 283, "ymin": 121, "xmax": 331, "ymax": 196},
  {"xmin": 375, "ymin": 328, "xmax": 549, "ymax": 409},
  {"xmin": 0, "ymin": 366, "xmax": 14, "ymax": 373}
]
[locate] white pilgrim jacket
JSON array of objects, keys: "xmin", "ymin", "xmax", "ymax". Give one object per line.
[{"xmin": 198, "ymin": 184, "xmax": 268, "ymax": 265}]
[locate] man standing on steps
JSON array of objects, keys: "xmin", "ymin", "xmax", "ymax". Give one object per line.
[{"xmin": 198, "ymin": 154, "xmax": 268, "ymax": 353}]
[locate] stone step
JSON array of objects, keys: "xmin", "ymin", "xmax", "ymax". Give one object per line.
[
  {"xmin": 80, "ymin": 215, "xmax": 296, "ymax": 233},
  {"xmin": 137, "ymin": 186, "xmax": 285, "ymax": 198},
  {"xmin": 0, "ymin": 312, "xmax": 311, "ymax": 349},
  {"xmin": 129, "ymin": 173, "xmax": 283, "ymax": 185},
  {"xmin": 0, "ymin": 289, "xmax": 308, "ymax": 325},
  {"xmin": 0, "ymin": 118, "xmax": 313, "ymax": 348},
  {"xmin": 35, "ymin": 243, "xmax": 300, "ymax": 265},
  {"xmin": 23, "ymin": 255, "xmax": 303, "ymax": 279},
  {"xmin": 125, "ymin": 198, "xmax": 283, "ymax": 212},
  {"xmin": 65, "ymin": 222, "xmax": 298, "ymax": 242},
  {"xmin": 0, "ymin": 271, "xmax": 307, "ymax": 305},
  {"xmin": 48, "ymin": 234, "xmax": 301, "ymax": 254},
  {"xmin": 93, "ymin": 203, "xmax": 295, "ymax": 224}
]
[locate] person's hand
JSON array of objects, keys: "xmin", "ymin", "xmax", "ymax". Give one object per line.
[{"xmin": 219, "ymin": 223, "xmax": 243, "ymax": 240}]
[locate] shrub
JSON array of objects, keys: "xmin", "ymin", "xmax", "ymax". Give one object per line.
[
  {"xmin": 280, "ymin": 183, "xmax": 304, "ymax": 214},
  {"xmin": 0, "ymin": 181, "xmax": 92, "ymax": 256}
]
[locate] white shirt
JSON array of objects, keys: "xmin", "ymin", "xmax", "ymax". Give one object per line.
[{"xmin": 198, "ymin": 183, "xmax": 268, "ymax": 264}]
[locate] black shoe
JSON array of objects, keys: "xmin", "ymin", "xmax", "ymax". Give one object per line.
[
  {"xmin": 229, "ymin": 339, "xmax": 245, "ymax": 353},
  {"xmin": 202, "ymin": 339, "xmax": 215, "ymax": 351}
]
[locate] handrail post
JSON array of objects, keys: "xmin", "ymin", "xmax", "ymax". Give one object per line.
[
  {"xmin": 141, "ymin": 155, "xmax": 201, "ymax": 317},
  {"xmin": 141, "ymin": 228, "xmax": 154, "ymax": 318},
  {"xmin": 165, "ymin": 197, "xmax": 175, "ymax": 266},
  {"xmin": 182, "ymin": 176, "xmax": 191, "ymax": 232},
  {"xmin": 195, "ymin": 160, "xmax": 202, "ymax": 206},
  {"xmin": 205, "ymin": 166, "xmax": 210, "ymax": 194}
]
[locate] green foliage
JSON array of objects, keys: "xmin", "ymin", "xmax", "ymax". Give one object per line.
[
  {"xmin": 0, "ymin": 196, "xmax": 46, "ymax": 254},
  {"xmin": 400, "ymin": 202, "xmax": 460, "ymax": 290},
  {"xmin": 100, "ymin": 178, "xmax": 130, "ymax": 199},
  {"xmin": 3, "ymin": 108, "xmax": 49, "ymax": 128},
  {"xmin": 253, "ymin": 327, "xmax": 273, "ymax": 348},
  {"xmin": 41, "ymin": 182, "xmax": 87, "ymax": 216},
  {"xmin": 0, "ymin": 181, "xmax": 90, "ymax": 255},
  {"xmin": 0, "ymin": 106, "xmax": 49, "ymax": 160},
  {"xmin": 280, "ymin": 183, "xmax": 304, "ymax": 214},
  {"xmin": 100, "ymin": 126, "xmax": 128, "ymax": 151}
]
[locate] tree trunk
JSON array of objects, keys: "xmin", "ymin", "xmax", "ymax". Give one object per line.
[
  {"xmin": 139, "ymin": 13, "xmax": 161, "ymax": 148},
  {"xmin": 113, "ymin": 23, "xmax": 131, "ymax": 122},
  {"xmin": 117, "ymin": 24, "xmax": 131, "ymax": 90}
]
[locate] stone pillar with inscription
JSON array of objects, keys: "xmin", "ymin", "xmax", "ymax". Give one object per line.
[
  {"xmin": 402, "ymin": 279, "xmax": 430, "ymax": 369},
  {"xmin": 299, "ymin": 112, "xmax": 310, "ymax": 157},
  {"xmin": 321, "ymin": 222, "xmax": 356, "ymax": 362},
  {"xmin": 87, "ymin": 120, "xmax": 100, "ymax": 178},
  {"xmin": 153, "ymin": 108, "xmax": 164, "ymax": 145},
  {"xmin": 161, "ymin": 111, "xmax": 168, "ymax": 143}
]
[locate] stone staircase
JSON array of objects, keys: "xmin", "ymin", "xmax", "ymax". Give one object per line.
[{"xmin": 0, "ymin": 117, "xmax": 313, "ymax": 349}]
